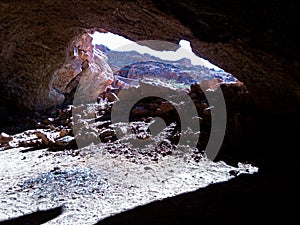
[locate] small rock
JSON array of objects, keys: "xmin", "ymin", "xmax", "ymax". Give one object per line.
[
  {"xmin": 35, "ymin": 131, "xmax": 55, "ymax": 145},
  {"xmin": 229, "ymin": 170, "xmax": 239, "ymax": 176},
  {"xmin": 200, "ymin": 80, "xmax": 210, "ymax": 90},
  {"xmin": 208, "ymin": 78, "xmax": 222, "ymax": 90},
  {"xmin": 51, "ymin": 166, "xmax": 61, "ymax": 172},
  {"xmin": 0, "ymin": 132, "xmax": 13, "ymax": 144},
  {"xmin": 59, "ymin": 129, "xmax": 68, "ymax": 137},
  {"xmin": 105, "ymin": 92, "xmax": 119, "ymax": 102},
  {"xmin": 42, "ymin": 117, "xmax": 54, "ymax": 125},
  {"xmin": 49, "ymin": 125, "xmax": 56, "ymax": 130},
  {"xmin": 55, "ymin": 136, "xmax": 76, "ymax": 148},
  {"xmin": 144, "ymin": 166, "xmax": 153, "ymax": 170},
  {"xmin": 19, "ymin": 139, "xmax": 40, "ymax": 147}
]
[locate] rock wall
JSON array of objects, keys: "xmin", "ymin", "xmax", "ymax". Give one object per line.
[
  {"xmin": 0, "ymin": 0, "xmax": 192, "ymax": 113},
  {"xmin": 51, "ymin": 33, "xmax": 114, "ymax": 104}
]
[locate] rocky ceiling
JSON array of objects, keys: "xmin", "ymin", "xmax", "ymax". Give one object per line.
[{"xmin": 1, "ymin": 0, "xmax": 299, "ymax": 115}]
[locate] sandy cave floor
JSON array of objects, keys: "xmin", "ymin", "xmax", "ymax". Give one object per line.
[{"xmin": 0, "ymin": 143, "xmax": 257, "ymax": 225}]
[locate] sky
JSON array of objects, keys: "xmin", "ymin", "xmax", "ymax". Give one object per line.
[{"xmin": 91, "ymin": 31, "xmax": 223, "ymax": 71}]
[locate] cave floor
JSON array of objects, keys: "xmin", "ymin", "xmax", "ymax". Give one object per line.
[
  {"xmin": 0, "ymin": 142, "xmax": 257, "ymax": 224},
  {"xmin": 0, "ymin": 104, "xmax": 298, "ymax": 225}
]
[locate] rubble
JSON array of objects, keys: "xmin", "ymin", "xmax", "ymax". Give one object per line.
[
  {"xmin": 0, "ymin": 106, "xmax": 77, "ymax": 151},
  {"xmin": 0, "ymin": 43, "xmax": 251, "ymax": 164}
]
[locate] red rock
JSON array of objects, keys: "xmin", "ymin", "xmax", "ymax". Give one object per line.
[
  {"xmin": 35, "ymin": 131, "xmax": 55, "ymax": 146},
  {"xmin": 105, "ymin": 92, "xmax": 119, "ymax": 102},
  {"xmin": 59, "ymin": 129, "xmax": 68, "ymax": 137},
  {"xmin": 55, "ymin": 136, "xmax": 75, "ymax": 147},
  {"xmin": 0, "ymin": 132, "xmax": 13, "ymax": 144}
]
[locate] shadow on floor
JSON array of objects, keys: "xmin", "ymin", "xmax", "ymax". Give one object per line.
[
  {"xmin": 94, "ymin": 112, "xmax": 299, "ymax": 225},
  {"xmin": 94, "ymin": 167, "xmax": 297, "ymax": 225},
  {"xmin": 0, "ymin": 206, "xmax": 63, "ymax": 225},
  {"xmin": 0, "ymin": 166, "xmax": 297, "ymax": 225}
]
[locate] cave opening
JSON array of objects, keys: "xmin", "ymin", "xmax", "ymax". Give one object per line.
[
  {"xmin": 0, "ymin": 29, "xmax": 249, "ymax": 163},
  {"xmin": 61, "ymin": 29, "xmax": 255, "ymax": 168},
  {"xmin": 89, "ymin": 30, "xmax": 243, "ymax": 156}
]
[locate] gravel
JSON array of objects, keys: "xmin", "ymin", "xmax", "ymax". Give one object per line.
[{"xmin": 0, "ymin": 145, "xmax": 258, "ymax": 224}]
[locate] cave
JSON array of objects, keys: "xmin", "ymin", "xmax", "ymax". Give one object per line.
[{"xmin": 0, "ymin": 0, "xmax": 299, "ymax": 224}]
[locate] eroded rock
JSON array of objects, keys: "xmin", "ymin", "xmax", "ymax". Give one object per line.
[{"xmin": 51, "ymin": 33, "xmax": 114, "ymax": 105}]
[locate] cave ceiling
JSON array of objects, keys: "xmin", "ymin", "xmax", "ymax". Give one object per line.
[{"xmin": 0, "ymin": 0, "xmax": 299, "ymax": 114}]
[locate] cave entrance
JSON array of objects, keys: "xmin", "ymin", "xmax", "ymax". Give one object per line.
[{"xmin": 70, "ymin": 30, "xmax": 242, "ymax": 161}]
